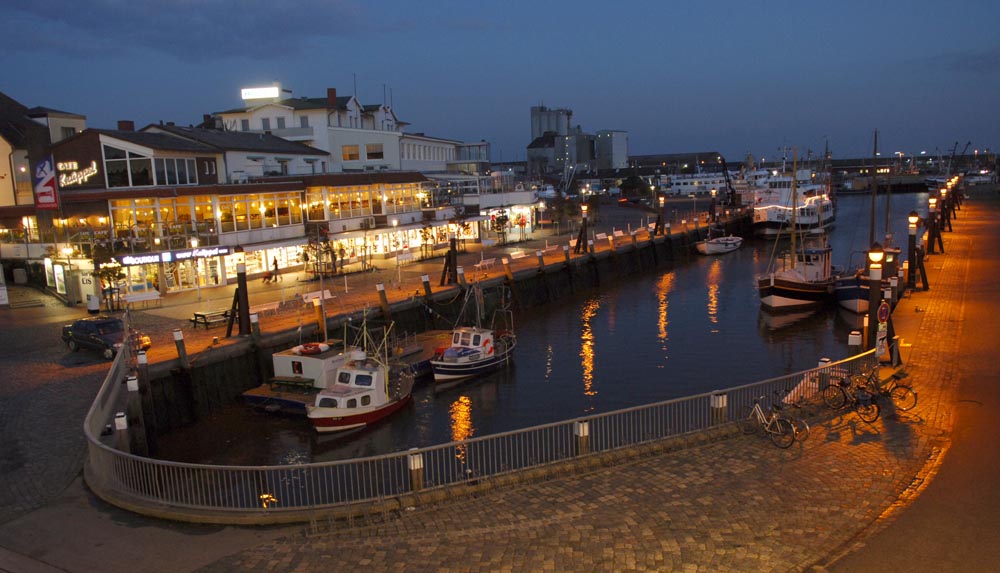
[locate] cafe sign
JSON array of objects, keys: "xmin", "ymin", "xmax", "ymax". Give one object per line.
[
  {"xmin": 57, "ymin": 160, "xmax": 100, "ymax": 187},
  {"xmin": 117, "ymin": 246, "xmax": 232, "ymax": 266}
]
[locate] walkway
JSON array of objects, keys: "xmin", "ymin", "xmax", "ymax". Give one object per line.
[{"xmin": 0, "ymin": 191, "xmax": 996, "ymax": 572}]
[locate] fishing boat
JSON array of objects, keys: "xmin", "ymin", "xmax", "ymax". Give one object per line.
[
  {"xmin": 306, "ymin": 323, "xmax": 415, "ymax": 433},
  {"xmin": 751, "ymin": 170, "xmax": 835, "ymax": 238},
  {"xmin": 757, "ymin": 151, "xmax": 838, "ymax": 311},
  {"xmin": 431, "ymin": 284, "xmax": 516, "ymax": 387},
  {"xmin": 695, "ymin": 234, "xmax": 743, "ymax": 255}
]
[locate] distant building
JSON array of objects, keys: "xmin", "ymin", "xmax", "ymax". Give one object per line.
[
  {"xmin": 596, "ymin": 130, "xmax": 629, "ymax": 170},
  {"xmin": 526, "ymin": 105, "xmax": 626, "ymax": 183}
]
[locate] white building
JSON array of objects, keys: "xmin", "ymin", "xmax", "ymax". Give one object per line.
[{"xmin": 595, "ymin": 130, "xmax": 629, "ymax": 170}]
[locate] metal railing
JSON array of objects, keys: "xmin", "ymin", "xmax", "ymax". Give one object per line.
[{"xmin": 84, "ymin": 314, "xmax": 879, "ymax": 521}]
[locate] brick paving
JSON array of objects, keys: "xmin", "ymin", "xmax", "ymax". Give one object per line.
[{"xmin": 0, "ymin": 193, "xmax": 995, "ymax": 572}]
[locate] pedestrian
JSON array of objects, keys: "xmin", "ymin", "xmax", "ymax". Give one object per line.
[
  {"xmin": 339, "ymin": 247, "xmax": 346, "ymax": 272},
  {"xmin": 272, "ymin": 256, "xmax": 281, "ymax": 282}
]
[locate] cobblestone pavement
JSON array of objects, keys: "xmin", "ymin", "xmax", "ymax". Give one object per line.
[{"xmin": 1, "ymin": 194, "xmax": 996, "ymax": 572}]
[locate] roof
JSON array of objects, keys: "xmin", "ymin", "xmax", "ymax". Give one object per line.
[
  {"xmin": 26, "ymin": 106, "xmax": 86, "ymax": 120},
  {"xmin": 527, "ymin": 133, "xmax": 557, "ymax": 150},
  {"xmin": 145, "ymin": 124, "xmax": 326, "ymax": 155},
  {"xmin": 90, "ymin": 129, "xmax": 217, "ymax": 153},
  {"xmin": 214, "ymin": 95, "xmax": 354, "ymax": 115},
  {"xmin": 0, "ymin": 92, "xmax": 45, "ymax": 148}
]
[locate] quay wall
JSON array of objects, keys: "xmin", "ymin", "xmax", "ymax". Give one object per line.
[{"xmin": 142, "ymin": 215, "xmax": 753, "ymax": 446}]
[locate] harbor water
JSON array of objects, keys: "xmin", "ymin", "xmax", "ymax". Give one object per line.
[{"xmin": 156, "ymin": 192, "xmax": 929, "ymax": 466}]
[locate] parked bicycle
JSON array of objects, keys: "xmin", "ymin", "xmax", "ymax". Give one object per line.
[
  {"xmin": 821, "ymin": 374, "xmax": 881, "ymax": 423},
  {"xmin": 774, "ymin": 389, "xmax": 810, "ymax": 441},
  {"xmin": 737, "ymin": 396, "xmax": 796, "ymax": 448},
  {"xmin": 853, "ymin": 365, "xmax": 917, "ymax": 411}
]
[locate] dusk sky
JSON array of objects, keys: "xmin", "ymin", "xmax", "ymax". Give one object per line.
[{"xmin": 4, "ymin": 0, "xmax": 999, "ymax": 164}]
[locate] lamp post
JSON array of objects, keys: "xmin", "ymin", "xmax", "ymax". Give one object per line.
[
  {"xmin": 657, "ymin": 196, "xmax": 665, "ymax": 235},
  {"xmin": 907, "ymin": 211, "xmax": 918, "ymax": 290},
  {"xmin": 689, "ymin": 193, "xmax": 697, "ymax": 228},
  {"xmin": 234, "ymin": 245, "xmax": 250, "ymax": 336},
  {"xmin": 575, "ymin": 204, "xmax": 588, "ymax": 254},
  {"xmin": 927, "ymin": 196, "xmax": 938, "ymax": 254},
  {"xmin": 709, "ymin": 188, "xmax": 717, "ymax": 222},
  {"xmin": 867, "ymin": 242, "xmax": 884, "ymax": 350}
]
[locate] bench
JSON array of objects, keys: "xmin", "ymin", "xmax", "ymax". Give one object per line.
[
  {"xmin": 249, "ymin": 301, "xmax": 280, "ymax": 316},
  {"xmin": 508, "ymin": 251, "xmax": 526, "ymax": 260},
  {"xmin": 595, "ymin": 233, "xmax": 608, "ymax": 241},
  {"xmin": 124, "ymin": 291, "xmax": 161, "ymax": 308},
  {"xmin": 613, "ymin": 230, "xmax": 625, "ymax": 238},
  {"xmin": 473, "ymin": 258, "xmax": 496, "ymax": 272},
  {"xmin": 190, "ymin": 309, "xmax": 230, "ymax": 329},
  {"xmin": 301, "ymin": 289, "xmax": 335, "ymax": 304}
]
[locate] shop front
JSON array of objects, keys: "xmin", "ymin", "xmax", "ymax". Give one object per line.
[{"xmin": 117, "ymin": 245, "xmax": 233, "ymax": 295}]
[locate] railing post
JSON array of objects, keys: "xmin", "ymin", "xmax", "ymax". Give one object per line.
[
  {"xmin": 710, "ymin": 392, "xmax": 728, "ymax": 425},
  {"xmin": 501, "ymin": 257, "xmax": 514, "ymax": 281},
  {"xmin": 574, "ymin": 420, "xmax": 590, "ymax": 456},
  {"xmin": 407, "ymin": 448, "xmax": 424, "ymax": 491}
]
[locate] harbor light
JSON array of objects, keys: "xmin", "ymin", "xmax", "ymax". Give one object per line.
[
  {"xmin": 908, "ymin": 211, "xmax": 919, "ymax": 227},
  {"xmin": 868, "ymin": 242, "xmax": 884, "ymax": 265}
]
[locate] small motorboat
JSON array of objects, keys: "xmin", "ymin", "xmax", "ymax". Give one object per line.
[
  {"xmin": 695, "ymin": 235, "xmax": 743, "ymax": 255},
  {"xmin": 430, "ymin": 284, "xmax": 516, "ymax": 387}
]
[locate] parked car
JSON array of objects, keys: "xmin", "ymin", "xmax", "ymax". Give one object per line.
[{"xmin": 61, "ymin": 316, "xmax": 151, "ymax": 360}]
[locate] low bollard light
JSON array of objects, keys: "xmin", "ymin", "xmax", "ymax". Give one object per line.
[
  {"xmin": 710, "ymin": 393, "xmax": 728, "ymax": 425},
  {"xmin": 407, "ymin": 448, "xmax": 424, "ymax": 491},
  {"xmin": 574, "ymin": 420, "xmax": 590, "ymax": 455}
]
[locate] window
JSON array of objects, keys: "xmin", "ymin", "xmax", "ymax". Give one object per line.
[
  {"xmin": 240, "ymin": 119, "xmax": 249, "ymax": 131},
  {"xmin": 342, "ymin": 145, "xmax": 359, "ymax": 161},
  {"xmin": 292, "ymin": 361, "xmax": 303, "ymax": 375},
  {"xmin": 261, "ymin": 118, "xmax": 270, "ymax": 130},
  {"xmin": 60, "ymin": 126, "xmax": 76, "ymax": 140},
  {"xmin": 276, "ymin": 117, "xmax": 285, "ymax": 129},
  {"xmin": 361, "ymin": 395, "xmax": 371, "ymax": 406},
  {"xmin": 355, "ymin": 374, "xmax": 373, "ymax": 387},
  {"xmin": 366, "ymin": 143, "xmax": 384, "ymax": 160},
  {"xmin": 318, "ymin": 397, "xmax": 337, "ymax": 408},
  {"xmin": 347, "ymin": 398, "xmax": 357, "ymax": 408},
  {"xmin": 338, "ymin": 371, "xmax": 351, "ymax": 384},
  {"xmin": 300, "ymin": 116, "xmax": 309, "ymax": 128},
  {"xmin": 104, "ymin": 145, "xmax": 154, "ymax": 188}
]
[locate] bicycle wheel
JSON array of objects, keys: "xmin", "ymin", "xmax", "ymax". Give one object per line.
[
  {"xmin": 737, "ymin": 406, "xmax": 759, "ymax": 434},
  {"xmin": 855, "ymin": 400, "xmax": 881, "ymax": 423},
  {"xmin": 790, "ymin": 417, "xmax": 810, "ymax": 441},
  {"xmin": 822, "ymin": 384, "xmax": 847, "ymax": 409},
  {"xmin": 890, "ymin": 384, "xmax": 917, "ymax": 411},
  {"xmin": 768, "ymin": 418, "xmax": 796, "ymax": 448}
]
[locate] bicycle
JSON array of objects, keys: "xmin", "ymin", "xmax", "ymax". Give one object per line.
[
  {"xmin": 774, "ymin": 389, "xmax": 810, "ymax": 441},
  {"xmin": 821, "ymin": 374, "xmax": 881, "ymax": 423},
  {"xmin": 853, "ymin": 365, "xmax": 917, "ymax": 412},
  {"xmin": 737, "ymin": 396, "xmax": 796, "ymax": 448}
]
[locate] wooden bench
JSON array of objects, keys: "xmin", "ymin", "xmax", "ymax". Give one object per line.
[
  {"xmin": 301, "ymin": 289, "xmax": 335, "ymax": 304},
  {"xmin": 613, "ymin": 230, "xmax": 626, "ymax": 238},
  {"xmin": 473, "ymin": 258, "xmax": 496, "ymax": 272},
  {"xmin": 268, "ymin": 375, "xmax": 316, "ymax": 393},
  {"xmin": 249, "ymin": 301, "xmax": 280, "ymax": 316},
  {"xmin": 595, "ymin": 233, "xmax": 608, "ymax": 241},
  {"xmin": 190, "ymin": 309, "xmax": 230, "ymax": 329},
  {"xmin": 124, "ymin": 291, "xmax": 161, "ymax": 308},
  {"xmin": 509, "ymin": 251, "xmax": 526, "ymax": 260}
]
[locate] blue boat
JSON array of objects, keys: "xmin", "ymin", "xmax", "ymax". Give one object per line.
[{"xmin": 430, "ymin": 284, "xmax": 516, "ymax": 388}]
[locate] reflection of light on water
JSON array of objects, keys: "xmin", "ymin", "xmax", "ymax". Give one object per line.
[
  {"xmin": 580, "ymin": 298, "xmax": 600, "ymax": 398},
  {"xmin": 450, "ymin": 395, "xmax": 473, "ymax": 462},
  {"xmin": 707, "ymin": 259, "xmax": 721, "ymax": 330},
  {"xmin": 259, "ymin": 493, "xmax": 278, "ymax": 508},
  {"xmin": 543, "ymin": 344, "xmax": 553, "ymax": 382},
  {"xmin": 656, "ymin": 272, "xmax": 676, "ymax": 351}
]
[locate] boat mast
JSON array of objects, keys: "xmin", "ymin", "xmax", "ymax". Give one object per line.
[
  {"xmin": 869, "ymin": 129, "xmax": 878, "ymax": 247},
  {"xmin": 790, "ymin": 148, "xmax": 797, "ymax": 270}
]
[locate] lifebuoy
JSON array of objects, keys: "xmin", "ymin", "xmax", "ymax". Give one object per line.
[
  {"xmin": 484, "ymin": 340, "xmax": 493, "ymax": 355},
  {"xmin": 300, "ymin": 342, "xmax": 323, "ymax": 355}
]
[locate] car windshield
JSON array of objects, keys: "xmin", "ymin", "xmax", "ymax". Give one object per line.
[{"xmin": 97, "ymin": 321, "xmax": 123, "ymax": 335}]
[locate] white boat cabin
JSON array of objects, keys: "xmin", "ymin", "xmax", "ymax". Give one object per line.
[
  {"xmin": 313, "ymin": 352, "xmax": 389, "ymax": 410},
  {"xmin": 271, "ymin": 343, "xmax": 350, "ymax": 389},
  {"xmin": 440, "ymin": 326, "xmax": 495, "ymax": 362}
]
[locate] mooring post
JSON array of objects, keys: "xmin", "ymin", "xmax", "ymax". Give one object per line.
[
  {"xmin": 710, "ymin": 392, "xmax": 727, "ymax": 425},
  {"xmin": 587, "ymin": 239, "xmax": 594, "ymax": 255},
  {"xmin": 125, "ymin": 375, "xmax": 148, "ymax": 456},
  {"xmin": 848, "ymin": 330, "xmax": 863, "ymax": 356},
  {"xmin": 114, "ymin": 411, "xmax": 129, "ymax": 453},
  {"xmin": 421, "ymin": 274, "xmax": 433, "ymax": 298},
  {"xmin": 136, "ymin": 350, "xmax": 156, "ymax": 447},
  {"xmin": 376, "ymin": 283, "xmax": 391, "ymax": 319},
  {"xmin": 172, "ymin": 328, "xmax": 190, "ymax": 370},
  {"xmin": 501, "ymin": 257, "xmax": 514, "ymax": 281},
  {"xmin": 456, "ymin": 266, "xmax": 466, "ymax": 287},
  {"xmin": 574, "ymin": 420, "xmax": 590, "ymax": 456},
  {"xmin": 250, "ymin": 313, "xmax": 261, "ymax": 342},
  {"xmin": 563, "ymin": 245, "xmax": 571, "ymax": 264},
  {"xmin": 536, "ymin": 250, "xmax": 544, "ymax": 269},
  {"xmin": 408, "ymin": 448, "xmax": 424, "ymax": 491}
]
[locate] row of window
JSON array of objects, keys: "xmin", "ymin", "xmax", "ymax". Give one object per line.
[
  {"xmin": 402, "ymin": 143, "xmax": 453, "ymax": 162},
  {"xmin": 240, "ymin": 116, "xmax": 310, "ymax": 131},
  {"xmin": 341, "ymin": 144, "xmax": 383, "ymax": 162},
  {"xmin": 104, "ymin": 145, "xmax": 199, "ymax": 188}
]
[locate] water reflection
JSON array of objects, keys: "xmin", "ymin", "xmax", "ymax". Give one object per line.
[
  {"xmin": 579, "ymin": 297, "xmax": 600, "ymax": 400},
  {"xmin": 450, "ymin": 395, "xmax": 473, "ymax": 462},
  {"xmin": 655, "ymin": 271, "xmax": 676, "ymax": 351},
  {"xmin": 706, "ymin": 259, "xmax": 721, "ymax": 330}
]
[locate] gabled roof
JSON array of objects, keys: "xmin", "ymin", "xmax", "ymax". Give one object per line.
[
  {"xmin": 26, "ymin": 106, "xmax": 86, "ymax": 120},
  {"xmin": 144, "ymin": 124, "xmax": 327, "ymax": 155},
  {"xmin": 0, "ymin": 92, "xmax": 47, "ymax": 148}
]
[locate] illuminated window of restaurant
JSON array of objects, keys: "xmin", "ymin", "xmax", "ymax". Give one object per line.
[{"xmin": 342, "ymin": 145, "xmax": 359, "ymax": 161}]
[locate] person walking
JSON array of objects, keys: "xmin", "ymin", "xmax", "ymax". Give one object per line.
[{"xmin": 272, "ymin": 256, "xmax": 281, "ymax": 282}]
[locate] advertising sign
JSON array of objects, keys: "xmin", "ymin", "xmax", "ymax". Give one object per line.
[{"xmin": 32, "ymin": 156, "xmax": 60, "ymax": 211}]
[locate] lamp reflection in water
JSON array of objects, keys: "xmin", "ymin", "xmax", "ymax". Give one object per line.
[
  {"xmin": 706, "ymin": 259, "xmax": 721, "ymax": 330},
  {"xmin": 656, "ymin": 271, "xmax": 676, "ymax": 351},
  {"xmin": 449, "ymin": 395, "xmax": 473, "ymax": 463},
  {"xmin": 579, "ymin": 298, "xmax": 600, "ymax": 400}
]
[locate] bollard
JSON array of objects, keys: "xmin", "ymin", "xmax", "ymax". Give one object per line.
[
  {"xmin": 501, "ymin": 257, "xmax": 514, "ymax": 281},
  {"xmin": 848, "ymin": 330, "xmax": 863, "ymax": 356},
  {"xmin": 456, "ymin": 266, "xmax": 467, "ymax": 287},
  {"xmin": 631, "ymin": 232, "xmax": 638, "ymax": 248},
  {"xmin": 891, "ymin": 335, "xmax": 903, "ymax": 367},
  {"xmin": 375, "ymin": 283, "xmax": 391, "ymax": 319},
  {"xmin": 407, "ymin": 448, "xmax": 424, "ymax": 491},
  {"xmin": 536, "ymin": 250, "xmax": 544, "ymax": 269},
  {"xmin": 312, "ymin": 298, "xmax": 327, "ymax": 341},
  {"xmin": 888, "ymin": 277, "xmax": 898, "ymax": 304},
  {"xmin": 250, "ymin": 312, "xmax": 260, "ymax": 341},
  {"xmin": 710, "ymin": 392, "xmax": 728, "ymax": 425},
  {"xmin": 817, "ymin": 357, "xmax": 831, "ymax": 393},
  {"xmin": 574, "ymin": 420, "xmax": 590, "ymax": 456},
  {"xmin": 125, "ymin": 375, "xmax": 148, "ymax": 456},
  {"xmin": 421, "ymin": 274, "xmax": 433, "ymax": 298},
  {"xmin": 172, "ymin": 328, "xmax": 190, "ymax": 370},
  {"xmin": 607, "ymin": 236, "xmax": 615, "ymax": 251},
  {"xmin": 114, "ymin": 411, "xmax": 129, "ymax": 453},
  {"xmin": 563, "ymin": 245, "xmax": 571, "ymax": 263},
  {"xmin": 587, "ymin": 239, "xmax": 594, "ymax": 254}
]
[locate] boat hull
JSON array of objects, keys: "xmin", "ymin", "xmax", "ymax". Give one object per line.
[
  {"xmin": 431, "ymin": 337, "xmax": 516, "ymax": 384},
  {"xmin": 307, "ymin": 395, "xmax": 412, "ymax": 433},
  {"xmin": 834, "ymin": 276, "xmax": 870, "ymax": 314},
  {"xmin": 695, "ymin": 236, "xmax": 743, "ymax": 255},
  {"xmin": 757, "ymin": 275, "xmax": 833, "ymax": 311}
]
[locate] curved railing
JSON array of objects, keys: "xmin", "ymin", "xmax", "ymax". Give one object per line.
[{"xmin": 84, "ymin": 320, "xmax": 879, "ymax": 523}]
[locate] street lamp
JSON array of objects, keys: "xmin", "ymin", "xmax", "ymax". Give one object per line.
[
  {"xmin": 657, "ymin": 196, "xmax": 665, "ymax": 235},
  {"xmin": 907, "ymin": 211, "xmax": 919, "ymax": 289},
  {"xmin": 927, "ymin": 196, "xmax": 938, "ymax": 254},
  {"xmin": 689, "ymin": 193, "xmax": 697, "ymax": 228},
  {"xmin": 867, "ymin": 242, "xmax": 884, "ymax": 350},
  {"xmin": 709, "ymin": 188, "xmax": 717, "ymax": 222}
]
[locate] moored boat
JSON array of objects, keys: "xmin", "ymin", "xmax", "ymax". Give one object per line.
[
  {"xmin": 695, "ymin": 235, "xmax": 743, "ymax": 255},
  {"xmin": 431, "ymin": 284, "xmax": 516, "ymax": 388}
]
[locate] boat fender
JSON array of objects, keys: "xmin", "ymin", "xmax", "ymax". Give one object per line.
[{"xmin": 299, "ymin": 342, "xmax": 323, "ymax": 355}]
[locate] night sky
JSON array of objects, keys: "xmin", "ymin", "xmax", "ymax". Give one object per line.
[{"xmin": 4, "ymin": 0, "xmax": 998, "ymax": 162}]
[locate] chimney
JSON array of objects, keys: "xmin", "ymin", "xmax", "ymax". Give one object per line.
[
  {"xmin": 327, "ymin": 88, "xmax": 337, "ymax": 106},
  {"xmin": 202, "ymin": 114, "xmax": 214, "ymax": 129},
  {"xmin": 117, "ymin": 120, "xmax": 135, "ymax": 131}
]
